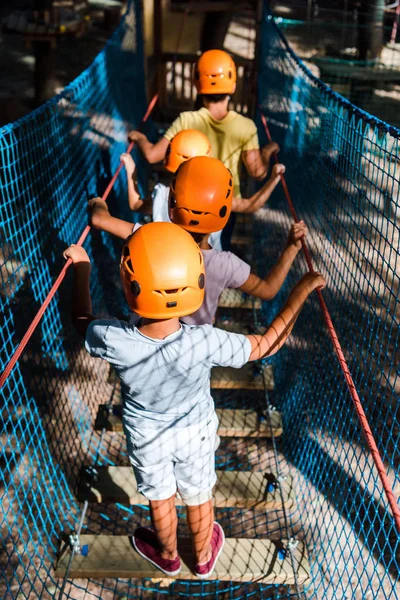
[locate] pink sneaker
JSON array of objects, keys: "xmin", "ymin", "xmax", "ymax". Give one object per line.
[
  {"xmin": 194, "ymin": 522, "xmax": 225, "ymax": 579},
  {"xmin": 131, "ymin": 527, "xmax": 181, "ymax": 576}
]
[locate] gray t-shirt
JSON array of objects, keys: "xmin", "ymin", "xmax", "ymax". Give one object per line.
[
  {"xmin": 85, "ymin": 321, "xmax": 251, "ymax": 430},
  {"xmin": 182, "ymin": 249, "xmax": 251, "ymax": 325}
]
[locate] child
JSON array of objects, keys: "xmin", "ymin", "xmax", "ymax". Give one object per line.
[
  {"xmin": 89, "ymin": 155, "xmax": 307, "ymax": 326},
  {"xmin": 127, "ymin": 50, "xmax": 279, "ymax": 199},
  {"xmin": 64, "ymin": 222, "xmax": 325, "ymax": 577},
  {"xmin": 121, "ymin": 129, "xmax": 285, "ymax": 251}
]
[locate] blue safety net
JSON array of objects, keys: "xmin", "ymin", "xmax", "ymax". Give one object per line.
[
  {"xmin": 0, "ymin": 1, "xmax": 399, "ymax": 599},
  {"xmin": 256, "ymin": 7, "xmax": 400, "ymax": 600}
]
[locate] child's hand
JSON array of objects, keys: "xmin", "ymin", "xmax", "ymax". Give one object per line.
[
  {"xmin": 287, "ymin": 220, "xmax": 308, "ymax": 250},
  {"xmin": 63, "ymin": 244, "xmax": 90, "ymax": 264},
  {"xmin": 128, "ymin": 130, "xmax": 145, "ymax": 143},
  {"xmin": 301, "ymin": 271, "xmax": 326, "ymax": 291},
  {"xmin": 271, "ymin": 163, "xmax": 285, "ymax": 180},
  {"xmin": 120, "ymin": 153, "xmax": 136, "ymax": 176},
  {"xmin": 88, "ymin": 197, "xmax": 109, "ymax": 216}
]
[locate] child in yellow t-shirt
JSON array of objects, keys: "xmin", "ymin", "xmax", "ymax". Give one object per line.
[{"xmin": 128, "ymin": 50, "xmax": 278, "ymax": 199}]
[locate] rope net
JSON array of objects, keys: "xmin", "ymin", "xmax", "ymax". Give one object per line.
[
  {"xmin": 256, "ymin": 7, "xmax": 400, "ymax": 599},
  {"xmin": 0, "ymin": 2, "xmax": 398, "ymax": 599}
]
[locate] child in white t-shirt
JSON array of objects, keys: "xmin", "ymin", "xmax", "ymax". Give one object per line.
[
  {"xmin": 64, "ymin": 222, "xmax": 325, "ymax": 578},
  {"xmin": 121, "ymin": 128, "xmax": 285, "ymax": 251},
  {"xmin": 90, "ymin": 155, "xmax": 306, "ymax": 326}
]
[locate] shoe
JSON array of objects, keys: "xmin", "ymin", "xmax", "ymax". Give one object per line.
[
  {"xmin": 131, "ymin": 527, "xmax": 181, "ymax": 576},
  {"xmin": 194, "ymin": 522, "xmax": 225, "ymax": 579}
]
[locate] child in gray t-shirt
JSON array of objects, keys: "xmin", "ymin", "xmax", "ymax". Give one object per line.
[
  {"xmin": 89, "ymin": 156, "xmax": 307, "ymax": 326},
  {"xmin": 64, "ymin": 222, "xmax": 324, "ymax": 579}
]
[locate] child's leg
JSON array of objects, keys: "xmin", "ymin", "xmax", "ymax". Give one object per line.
[
  {"xmin": 149, "ymin": 495, "xmax": 178, "ymax": 560},
  {"xmin": 186, "ymin": 499, "xmax": 214, "ymax": 564}
]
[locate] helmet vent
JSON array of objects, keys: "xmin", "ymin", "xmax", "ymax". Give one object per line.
[
  {"xmin": 125, "ymin": 258, "xmax": 135, "ymax": 274},
  {"xmin": 189, "ymin": 219, "xmax": 200, "ymax": 226},
  {"xmin": 130, "ymin": 281, "xmax": 141, "ymax": 297},
  {"xmin": 123, "ymin": 246, "xmax": 130, "ymax": 257},
  {"xmin": 219, "ymin": 206, "xmax": 227, "ymax": 218},
  {"xmin": 166, "ymin": 301, "xmax": 177, "ymax": 308},
  {"xmin": 164, "ymin": 289, "xmax": 178, "ymax": 294},
  {"xmin": 198, "ymin": 273, "xmax": 205, "ymax": 289}
]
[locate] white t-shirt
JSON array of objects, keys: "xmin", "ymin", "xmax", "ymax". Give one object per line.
[
  {"xmin": 152, "ymin": 183, "xmax": 223, "ymax": 251},
  {"xmin": 85, "ymin": 320, "xmax": 251, "ymax": 429}
]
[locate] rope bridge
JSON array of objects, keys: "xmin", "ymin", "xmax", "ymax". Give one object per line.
[{"xmin": 0, "ymin": 2, "xmax": 399, "ymax": 599}]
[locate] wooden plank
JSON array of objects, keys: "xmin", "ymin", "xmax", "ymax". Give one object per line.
[
  {"xmin": 55, "ymin": 535, "xmax": 310, "ymax": 584},
  {"xmin": 78, "ymin": 466, "xmax": 294, "ymax": 509},
  {"xmin": 211, "ymin": 363, "xmax": 274, "ymax": 390},
  {"xmin": 109, "ymin": 362, "xmax": 274, "ymax": 392},
  {"xmin": 216, "ymin": 408, "xmax": 282, "ymax": 438},
  {"xmin": 94, "ymin": 407, "xmax": 282, "ymax": 438},
  {"xmin": 218, "ymin": 288, "xmax": 261, "ymax": 310}
]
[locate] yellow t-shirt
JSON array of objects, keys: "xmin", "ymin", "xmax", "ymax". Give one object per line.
[{"xmin": 164, "ymin": 108, "xmax": 259, "ymax": 197}]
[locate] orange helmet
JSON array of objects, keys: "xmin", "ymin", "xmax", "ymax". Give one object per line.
[
  {"xmin": 164, "ymin": 129, "xmax": 212, "ymax": 173},
  {"xmin": 169, "ymin": 156, "xmax": 233, "ymax": 234},
  {"xmin": 194, "ymin": 49, "xmax": 236, "ymax": 95},
  {"xmin": 120, "ymin": 222, "xmax": 205, "ymax": 319}
]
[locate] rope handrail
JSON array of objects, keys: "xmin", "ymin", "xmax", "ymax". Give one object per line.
[
  {"xmin": 0, "ymin": 93, "xmax": 159, "ymax": 390},
  {"xmin": 259, "ymin": 109, "xmax": 400, "ymax": 534}
]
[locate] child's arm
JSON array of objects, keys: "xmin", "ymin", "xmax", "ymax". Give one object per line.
[
  {"xmin": 246, "ymin": 271, "xmax": 326, "ymax": 361},
  {"xmin": 239, "ymin": 221, "xmax": 308, "ymax": 301},
  {"xmin": 64, "ymin": 245, "xmax": 95, "ymax": 338},
  {"xmin": 232, "ymin": 164, "xmax": 285, "ymax": 213},
  {"xmin": 120, "ymin": 153, "xmax": 143, "ymax": 212},
  {"xmin": 242, "ymin": 142, "xmax": 280, "ymax": 180},
  {"xmin": 127, "ymin": 131, "xmax": 169, "ymax": 164},
  {"xmin": 89, "ymin": 198, "xmax": 134, "ymax": 240}
]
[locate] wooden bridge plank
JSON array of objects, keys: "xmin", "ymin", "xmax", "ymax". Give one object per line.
[
  {"xmin": 55, "ymin": 534, "xmax": 310, "ymax": 584},
  {"xmin": 78, "ymin": 466, "xmax": 294, "ymax": 509},
  {"xmin": 211, "ymin": 363, "xmax": 273, "ymax": 390},
  {"xmin": 95, "ymin": 407, "xmax": 282, "ymax": 438}
]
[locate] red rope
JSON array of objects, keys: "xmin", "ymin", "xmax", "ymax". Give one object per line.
[
  {"xmin": 0, "ymin": 93, "xmax": 159, "ymax": 390},
  {"xmin": 259, "ymin": 110, "xmax": 400, "ymax": 533}
]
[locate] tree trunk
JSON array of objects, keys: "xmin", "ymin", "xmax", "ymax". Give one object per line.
[{"xmin": 357, "ymin": 0, "xmax": 385, "ymax": 61}]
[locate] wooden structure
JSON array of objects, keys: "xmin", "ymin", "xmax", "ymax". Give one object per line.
[
  {"xmin": 159, "ymin": 52, "xmax": 256, "ymax": 119},
  {"xmin": 150, "ymin": 0, "xmax": 261, "ymax": 120},
  {"xmin": 78, "ymin": 466, "xmax": 294, "ymax": 509},
  {"xmin": 56, "ymin": 535, "xmax": 310, "ymax": 583},
  {"xmin": 54, "ymin": 34, "xmax": 310, "ymax": 582},
  {"xmin": 2, "ymin": 0, "xmax": 89, "ymax": 106},
  {"xmin": 95, "ymin": 406, "xmax": 283, "ymax": 438}
]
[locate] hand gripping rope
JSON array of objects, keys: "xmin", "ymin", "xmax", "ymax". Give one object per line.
[
  {"xmin": 259, "ymin": 109, "xmax": 400, "ymax": 534},
  {"xmin": 0, "ymin": 93, "xmax": 159, "ymax": 390}
]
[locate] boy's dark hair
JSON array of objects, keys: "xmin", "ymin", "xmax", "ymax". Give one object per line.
[
  {"xmin": 190, "ymin": 232, "xmax": 208, "ymax": 245},
  {"xmin": 202, "ymin": 93, "xmax": 230, "ymax": 103}
]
